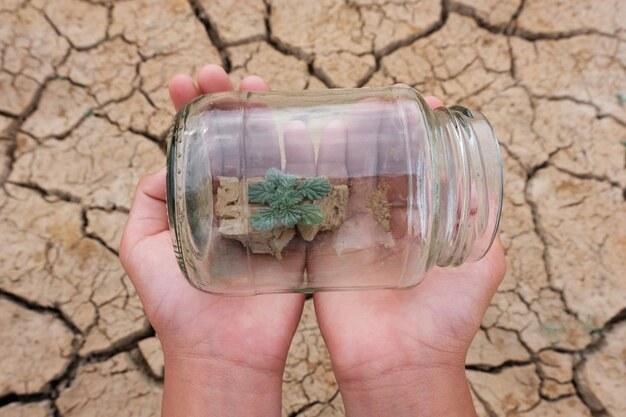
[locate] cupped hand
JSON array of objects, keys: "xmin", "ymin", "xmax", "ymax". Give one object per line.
[
  {"xmin": 120, "ymin": 65, "xmax": 305, "ymax": 416},
  {"xmin": 310, "ymin": 95, "xmax": 507, "ymax": 415}
]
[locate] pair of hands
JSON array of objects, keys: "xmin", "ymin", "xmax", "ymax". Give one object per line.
[{"xmin": 120, "ymin": 64, "xmax": 506, "ymax": 416}]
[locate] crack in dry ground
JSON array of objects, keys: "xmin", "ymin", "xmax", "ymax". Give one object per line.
[
  {"xmin": 449, "ymin": 0, "xmax": 617, "ymax": 41},
  {"xmin": 1, "ymin": 0, "xmax": 624, "ymax": 416}
]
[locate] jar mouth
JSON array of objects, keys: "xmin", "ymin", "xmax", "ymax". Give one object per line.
[
  {"xmin": 460, "ymin": 107, "xmax": 503, "ymax": 263},
  {"xmin": 432, "ymin": 106, "xmax": 503, "ymax": 266}
]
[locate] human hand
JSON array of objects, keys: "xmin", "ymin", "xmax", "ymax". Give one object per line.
[
  {"xmin": 313, "ymin": 244, "xmax": 505, "ymax": 416},
  {"xmin": 310, "ymin": 96, "xmax": 507, "ymax": 416},
  {"xmin": 120, "ymin": 65, "xmax": 305, "ymax": 417}
]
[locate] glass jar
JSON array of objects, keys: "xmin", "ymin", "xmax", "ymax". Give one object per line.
[{"xmin": 166, "ymin": 86, "xmax": 502, "ymax": 295}]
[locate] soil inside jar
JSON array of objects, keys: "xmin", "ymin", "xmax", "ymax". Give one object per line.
[
  {"xmin": 367, "ymin": 181, "xmax": 391, "ymax": 233},
  {"xmin": 215, "ymin": 177, "xmax": 351, "ymax": 259},
  {"xmin": 214, "ymin": 175, "xmax": 398, "ymax": 259}
]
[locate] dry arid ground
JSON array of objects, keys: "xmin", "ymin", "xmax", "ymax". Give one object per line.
[{"xmin": 1, "ymin": 0, "xmax": 625, "ymax": 416}]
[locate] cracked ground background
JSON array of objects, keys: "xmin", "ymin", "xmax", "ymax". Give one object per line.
[{"xmin": 0, "ymin": 0, "xmax": 624, "ymax": 415}]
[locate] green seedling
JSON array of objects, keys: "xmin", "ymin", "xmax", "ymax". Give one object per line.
[{"xmin": 248, "ymin": 168, "xmax": 331, "ymax": 231}]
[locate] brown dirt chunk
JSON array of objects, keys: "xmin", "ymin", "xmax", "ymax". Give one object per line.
[
  {"xmin": 367, "ymin": 181, "xmax": 391, "ymax": 233},
  {"xmin": 298, "ymin": 184, "xmax": 349, "ymax": 241}
]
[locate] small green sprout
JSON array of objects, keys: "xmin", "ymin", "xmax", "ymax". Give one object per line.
[{"xmin": 248, "ymin": 168, "xmax": 331, "ymax": 231}]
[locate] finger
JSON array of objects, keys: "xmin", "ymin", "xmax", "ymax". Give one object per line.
[
  {"xmin": 346, "ymin": 100, "xmax": 380, "ymax": 178},
  {"xmin": 376, "ymin": 104, "xmax": 409, "ymax": 240},
  {"xmin": 345, "ymin": 100, "xmax": 382, "ymax": 216},
  {"xmin": 240, "ymin": 76, "xmax": 279, "ymax": 177},
  {"xmin": 197, "ymin": 65, "xmax": 234, "ymax": 177},
  {"xmin": 377, "ymin": 104, "xmax": 405, "ymax": 178},
  {"xmin": 206, "ymin": 103, "xmax": 243, "ymax": 178},
  {"xmin": 217, "ymin": 76, "xmax": 272, "ymax": 177},
  {"xmin": 197, "ymin": 64, "xmax": 233, "ymax": 94},
  {"xmin": 392, "ymin": 83, "xmax": 443, "ymax": 110},
  {"xmin": 468, "ymin": 233, "xmax": 506, "ymax": 292},
  {"xmin": 121, "ymin": 167, "xmax": 168, "ymax": 253},
  {"xmin": 317, "ymin": 119, "xmax": 348, "ymax": 179},
  {"xmin": 168, "ymin": 74, "xmax": 199, "ymax": 111},
  {"xmin": 284, "ymin": 120, "xmax": 316, "ymax": 177},
  {"xmin": 424, "ymin": 95, "xmax": 444, "ymax": 109},
  {"xmin": 243, "ymin": 110, "xmax": 281, "ymax": 176},
  {"xmin": 381, "ymin": 91, "xmax": 435, "ymax": 253},
  {"xmin": 482, "ymin": 233, "xmax": 507, "ymax": 291},
  {"xmin": 239, "ymin": 75, "xmax": 270, "ymax": 92}
]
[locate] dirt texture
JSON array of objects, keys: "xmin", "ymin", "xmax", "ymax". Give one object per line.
[
  {"xmin": 298, "ymin": 184, "xmax": 349, "ymax": 241},
  {"xmin": 0, "ymin": 0, "xmax": 624, "ymax": 416},
  {"xmin": 367, "ymin": 180, "xmax": 391, "ymax": 232}
]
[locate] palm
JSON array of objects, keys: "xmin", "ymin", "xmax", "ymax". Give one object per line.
[
  {"xmin": 313, "ymin": 243, "xmax": 505, "ymax": 379},
  {"xmin": 124, "ymin": 225, "xmax": 304, "ymax": 368}
]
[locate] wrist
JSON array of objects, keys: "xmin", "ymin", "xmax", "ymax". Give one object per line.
[
  {"xmin": 338, "ymin": 363, "xmax": 476, "ymax": 417},
  {"xmin": 161, "ymin": 352, "xmax": 284, "ymax": 417}
]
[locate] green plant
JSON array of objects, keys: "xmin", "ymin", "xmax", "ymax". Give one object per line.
[{"xmin": 248, "ymin": 168, "xmax": 331, "ymax": 231}]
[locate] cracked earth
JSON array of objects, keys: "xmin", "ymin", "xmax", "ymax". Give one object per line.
[{"xmin": 0, "ymin": 0, "xmax": 624, "ymax": 416}]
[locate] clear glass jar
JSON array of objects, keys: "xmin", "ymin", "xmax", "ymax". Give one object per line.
[{"xmin": 166, "ymin": 87, "xmax": 502, "ymax": 295}]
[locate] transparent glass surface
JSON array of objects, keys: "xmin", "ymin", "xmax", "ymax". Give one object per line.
[{"xmin": 167, "ymin": 87, "xmax": 502, "ymax": 294}]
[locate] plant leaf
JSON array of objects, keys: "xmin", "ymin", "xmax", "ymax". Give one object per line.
[
  {"xmin": 296, "ymin": 203, "xmax": 325, "ymax": 225},
  {"xmin": 250, "ymin": 208, "xmax": 278, "ymax": 231},
  {"xmin": 265, "ymin": 168, "xmax": 284, "ymax": 183},
  {"xmin": 265, "ymin": 168, "xmax": 299, "ymax": 188},
  {"xmin": 280, "ymin": 209, "xmax": 300, "ymax": 228},
  {"xmin": 279, "ymin": 173, "xmax": 299, "ymax": 188},
  {"xmin": 269, "ymin": 188, "xmax": 302, "ymax": 210},
  {"xmin": 298, "ymin": 177, "xmax": 331, "ymax": 200},
  {"xmin": 248, "ymin": 180, "xmax": 275, "ymax": 204}
]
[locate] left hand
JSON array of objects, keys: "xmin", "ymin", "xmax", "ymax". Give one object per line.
[{"xmin": 120, "ymin": 65, "xmax": 305, "ymax": 417}]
